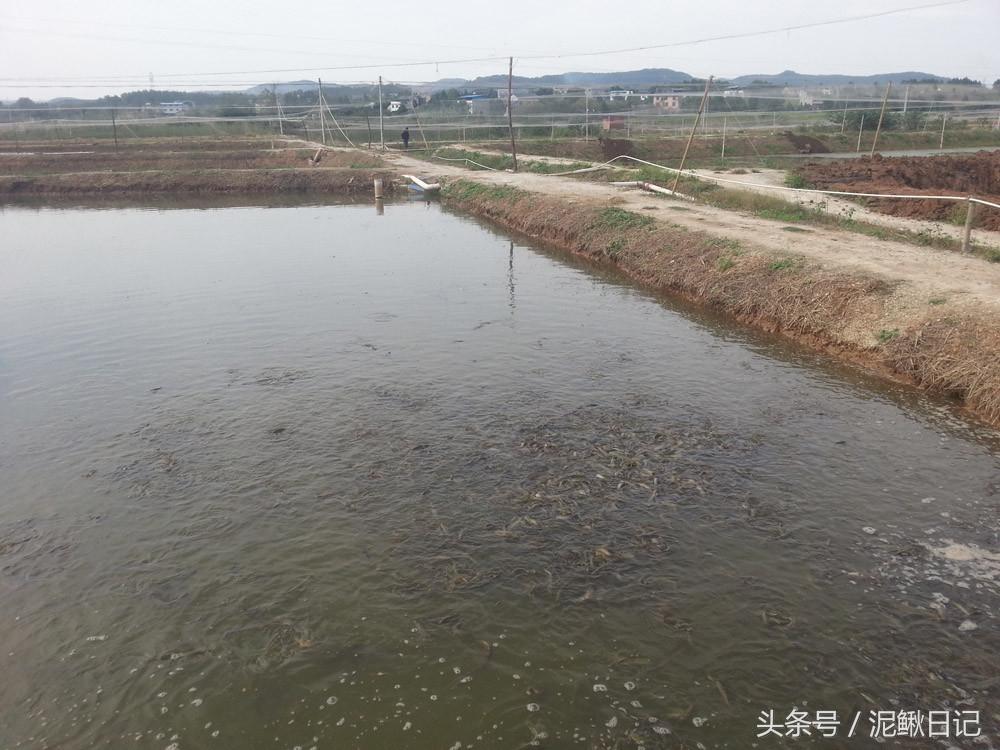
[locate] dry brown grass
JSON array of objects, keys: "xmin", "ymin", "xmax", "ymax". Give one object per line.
[
  {"xmin": 443, "ymin": 179, "xmax": 1000, "ymax": 427},
  {"xmin": 886, "ymin": 317, "xmax": 1000, "ymax": 424},
  {"xmin": 0, "ymin": 168, "xmax": 397, "ymax": 196},
  {"xmin": 0, "ymin": 150, "xmax": 384, "ymax": 176}
]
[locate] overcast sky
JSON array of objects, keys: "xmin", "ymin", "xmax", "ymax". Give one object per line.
[{"xmin": 1, "ymin": 0, "xmax": 997, "ymax": 99}]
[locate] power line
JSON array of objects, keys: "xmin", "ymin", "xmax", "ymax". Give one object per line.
[
  {"xmin": 517, "ymin": 0, "xmax": 973, "ymax": 60},
  {"xmin": 0, "ymin": 14, "xmax": 518, "ymax": 55},
  {"xmin": 0, "ymin": 0, "xmax": 972, "ymax": 85}
]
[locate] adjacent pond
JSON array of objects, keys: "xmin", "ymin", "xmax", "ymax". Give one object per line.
[{"xmin": 1, "ymin": 198, "xmax": 997, "ymax": 749}]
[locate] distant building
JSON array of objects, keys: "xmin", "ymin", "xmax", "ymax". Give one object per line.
[
  {"xmin": 602, "ymin": 115, "xmax": 626, "ymax": 131},
  {"xmin": 387, "ymin": 100, "xmax": 403, "ymax": 113},
  {"xmin": 608, "ymin": 89, "xmax": 634, "ymax": 101},
  {"xmin": 651, "ymin": 95, "xmax": 681, "ymax": 110},
  {"xmin": 159, "ymin": 101, "xmax": 194, "ymax": 115}
]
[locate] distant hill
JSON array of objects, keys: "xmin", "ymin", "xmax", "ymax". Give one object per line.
[
  {"xmin": 245, "ymin": 81, "xmax": 333, "ymax": 95},
  {"xmin": 448, "ymin": 68, "xmax": 695, "ymax": 90},
  {"xmin": 239, "ymin": 69, "xmax": 961, "ymax": 97},
  {"xmin": 728, "ymin": 70, "xmax": 947, "ymax": 86}
]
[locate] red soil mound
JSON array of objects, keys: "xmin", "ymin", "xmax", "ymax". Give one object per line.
[{"xmin": 798, "ymin": 151, "xmax": 1000, "ymax": 230}]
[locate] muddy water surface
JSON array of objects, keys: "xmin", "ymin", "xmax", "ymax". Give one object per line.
[{"xmin": 1, "ymin": 199, "xmax": 998, "ymax": 749}]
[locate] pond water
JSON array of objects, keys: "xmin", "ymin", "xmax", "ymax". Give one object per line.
[{"xmin": 1, "ymin": 198, "xmax": 998, "ymax": 749}]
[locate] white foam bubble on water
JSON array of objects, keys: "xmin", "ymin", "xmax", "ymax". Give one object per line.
[
  {"xmin": 526, "ymin": 703, "xmax": 540, "ymax": 712},
  {"xmin": 325, "ymin": 696, "xmax": 338, "ymax": 706},
  {"xmin": 592, "ymin": 684, "xmax": 607, "ymax": 693}
]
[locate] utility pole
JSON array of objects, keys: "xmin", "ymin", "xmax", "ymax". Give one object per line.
[
  {"xmin": 856, "ymin": 113, "xmax": 865, "ymax": 152},
  {"xmin": 721, "ymin": 115, "xmax": 727, "ymax": 162},
  {"xmin": 902, "ymin": 85, "xmax": 910, "ymax": 114},
  {"xmin": 378, "ymin": 76, "xmax": 385, "ymax": 151},
  {"xmin": 111, "ymin": 108, "xmax": 119, "ymax": 152},
  {"xmin": 672, "ymin": 76, "xmax": 712, "ymax": 193},
  {"xmin": 870, "ymin": 82, "xmax": 891, "ymax": 157},
  {"xmin": 274, "ymin": 84, "xmax": 284, "ymax": 136},
  {"xmin": 939, "ymin": 113, "xmax": 947, "ymax": 149},
  {"xmin": 317, "ymin": 79, "xmax": 327, "ymax": 144},
  {"xmin": 507, "ymin": 56, "xmax": 518, "ymax": 172},
  {"xmin": 584, "ymin": 89, "xmax": 590, "ymax": 140},
  {"xmin": 841, "ymin": 99, "xmax": 849, "ymax": 134}
]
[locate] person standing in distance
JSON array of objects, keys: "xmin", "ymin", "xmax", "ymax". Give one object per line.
[{"xmin": 401, "ymin": 127, "xmax": 410, "ymax": 149}]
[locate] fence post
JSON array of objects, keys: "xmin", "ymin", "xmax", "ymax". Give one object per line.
[
  {"xmin": 721, "ymin": 116, "xmax": 727, "ymax": 162},
  {"xmin": 869, "ymin": 82, "xmax": 891, "ymax": 157},
  {"xmin": 507, "ymin": 56, "xmax": 518, "ymax": 172},
  {"xmin": 939, "ymin": 113, "xmax": 947, "ymax": 149},
  {"xmin": 961, "ymin": 198, "xmax": 976, "ymax": 253}
]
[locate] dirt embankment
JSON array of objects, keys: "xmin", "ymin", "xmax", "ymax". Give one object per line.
[
  {"xmin": 0, "ymin": 169, "xmax": 397, "ymax": 196},
  {"xmin": 0, "ymin": 138, "xmax": 392, "ymax": 196},
  {"xmin": 0, "ymin": 149, "xmax": 384, "ymax": 176},
  {"xmin": 798, "ymin": 151, "xmax": 1000, "ymax": 230},
  {"xmin": 441, "ymin": 180, "xmax": 1000, "ymax": 427}
]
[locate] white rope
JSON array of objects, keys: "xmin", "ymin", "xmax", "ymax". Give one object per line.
[
  {"xmin": 560, "ymin": 154, "xmax": 1000, "ymax": 210},
  {"xmin": 431, "ymin": 151, "xmax": 502, "ymax": 171}
]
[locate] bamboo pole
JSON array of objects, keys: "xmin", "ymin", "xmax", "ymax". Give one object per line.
[
  {"xmin": 507, "ymin": 56, "xmax": 518, "ymax": 172},
  {"xmin": 856, "ymin": 113, "xmax": 865, "ymax": 152},
  {"xmin": 961, "ymin": 198, "xmax": 976, "ymax": 253},
  {"xmin": 671, "ymin": 76, "xmax": 712, "ymax": 193},
  {"xmin": 378, "ymin": 76, "xmax": 385, "ymax": 151},
  {"xmin": 317, "ymin": 79, "xmax": 327, "ymax": 144},
  {"xmin": 414, "ymin": 110, "xmax": 430, "ymax": 150},
  {"xmin": 869, "ymin": 82, "xmax": 891, "ymax": 157}
]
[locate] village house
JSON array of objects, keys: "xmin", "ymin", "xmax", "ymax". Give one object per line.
[{"xmin": 651, "ymin": 94, "xmax": 681, "ymax": 110}]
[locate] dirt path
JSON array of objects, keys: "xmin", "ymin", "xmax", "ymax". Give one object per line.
[
  {"xmin": 388, "ymin": 151, "xmax": 1000, "ymax": 317},
  {"xmin": 401, "ymin": 144, "xmax": 1000, "ymax": 250},
  {"xmin": 690, "ymin": 167, "xmax": 1000, "ymax": 250}
]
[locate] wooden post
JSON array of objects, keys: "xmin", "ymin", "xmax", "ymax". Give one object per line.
[
  {"xmin": 414, "ymin": 110, "xmax": 430, "ymax": 150},
  {"xmin": 703, "ymin": 92, "xmax": 709, "ymax": 141},
  {"xmin": 961, "ymin": 198, "xmax": 976, "ymax": 253},
  {"xmin": 671, "ymin": 76, "xmax": 712, "ymax": 193},
  {"xmin": 585, "ymin": 88, "xmax": 590, "ymax": 140},
  {"xmin": 869, "ymin": 82, "xmax": 891, "ymax": 157},
  {"xmin": 856, "ymin": 113, "xmax": 865, "ymax": 152},
  {"xmin": 274, "ymin": 84, "xmax": 284, "ymax": 136},
  {"xmin": 721, "ymin": 115, "xmax": 727, "ymax": 162},
  {"xmin": 111, "ymin": 108, "xmax": 119, "ymax": 152},
  {"xmin": 939, "ymin": 113, "xmax": 947, "ymax": 149},
  {"xmin": 317, "ymin": 79, "xmax": 327, "ymax": 144},
  {"xmin": 902, "ymin": 85, "xmax": 910, "ymax": 114},
  {"xmin": 378, "ymin": 76, "xmax": 385, "ymax": 151},
  {"xmin": 507, "ymin": 56, "xmax": 518, "ymax": 172},
  {"xmin": 841, "ymin": 100, "xmax": 849, "ymax": 134}
]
